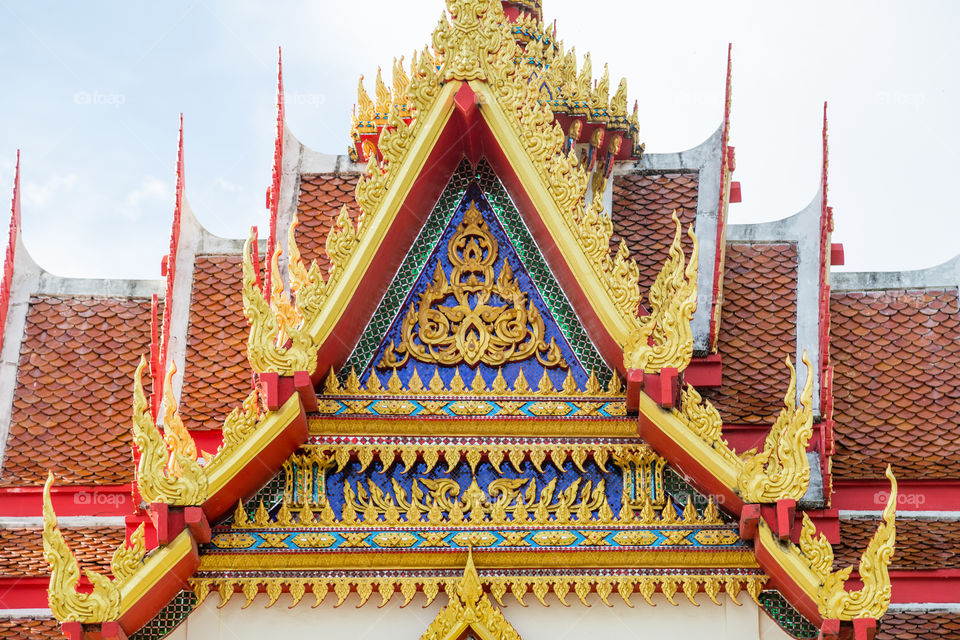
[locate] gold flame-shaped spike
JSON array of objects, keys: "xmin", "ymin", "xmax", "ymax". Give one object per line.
[
  {"xmin": 492, "ymin": 368, "xmax": 508, "ymax": 394},
  {"xmin": 407, "ymin": 368, "xmax": 424, "ymax": 393},
  {"xmin": 161, "ymin": 362, "xmax": 197, "ymax": 477},
  {"xmin": 374, "ymin": 67, "xmax": 391, "ymax": 114},
  {"xmin": 514, "ymin": 369, "xmax": 531, "ymax": 394},
  {"xmin": 429, "ymin": 367, "xmax": 445, "ymax": 393},
  {"xmin": 357, "ymin": 75, "xmax": 374, "ymax": 122}
]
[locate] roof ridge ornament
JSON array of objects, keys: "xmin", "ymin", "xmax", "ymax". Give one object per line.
[
  {"xmin": 42, "ymin": 472, "xmax": 122, "ymax": 623},
  {"xmin": 242, "ymin": 228, "xmax": 322, "ymax": 375},
  {"xmin": 737, "ymin": 353, "xmax": 815, "ymax": 503},
  {"xmin": 801, "ymin": 466, "xmax": 897, "ymax": 620},
  {"xmin": 131, "ymin": 357, "xmax": 208, "ymax": 505},
  {"xmin": 624, "ymin": 212, "xmax": 699, "ymax": 373}
]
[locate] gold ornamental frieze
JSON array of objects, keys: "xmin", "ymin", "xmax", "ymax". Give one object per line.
[
  {"xmin": 189, "ymin": 570, "xmax": 768, "ymax": 611},
  {"xmin": 379, "ymin": 202, "xmax": 566, "ymax": 371}
]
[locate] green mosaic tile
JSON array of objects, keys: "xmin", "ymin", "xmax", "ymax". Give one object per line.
[
  {"xmin": 341, "ymin": 160, "xmax": 474, "ymax": 376},
  {"xmin": 341, "ymin": 158, "xmax": 612, "ymax": 383},
  {"xmin": 758, "ymin": 591, "xmax": 819, "ymax": 639},
  {"xmin": 129, "ymin": 591, "xmax": 195, "ymax": 640}
]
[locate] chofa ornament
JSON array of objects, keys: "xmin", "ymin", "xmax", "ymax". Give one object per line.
[
  {"xmin": 623, "ymin": 212, "xmax": 699, "ymax": 373},
  {"xmin": 42, "ymin": 472, "xmax": 121, "ymax": 622},
  {"xmin": 131, "ymin": 357, "xmax": 208, "ymax": 505},
  {"xmin": 801, "ymin": 465, "xmax": 898, "ymax": 620}
]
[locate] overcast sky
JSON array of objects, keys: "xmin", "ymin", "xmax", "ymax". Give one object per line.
[{"xmin": 0, "ymin": 1, "xmax": 958, "ymax": 280}]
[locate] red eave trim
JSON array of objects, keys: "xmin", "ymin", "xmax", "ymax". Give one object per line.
[
  {"xmin": 833, "ymin": 479, "xmax": 960, "ymax": 512},
  {"xmin": 0, "ymin": 485, "xmax": 133, "ymax": 518},
  {"xmin": 0, "ymin": 577, "xmax": 50, "ymax": 609}
]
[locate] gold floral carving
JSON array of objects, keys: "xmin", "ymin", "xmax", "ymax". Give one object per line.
[
  {"xmin": 42, "ymin": 473, "xmax": 121, "ymax": 623},
  {"xmin": 287, "ymin": 214, "xmax": 327, "ymax": 319},
  {"xmin": 737, "ymin": 353, "xmax": 815, "ymax": 503},
  {"xmin": 189, "ymin": 571, "xmax": 767, "ymax": 611},
  {"xmin": 131, "ymin": 358, "xmax": 207, "ymax": 505},
  {"xmin": 802, "ymin": 466, "xmax": 898, "ymax": 620},
  {"xmin": 160, "ymin": 362, "xmax": 198, "ymax": 475},
  {"xmin": 211, "ymin": 389, "xmax": 261, "ymax": 464},
  {"xmin": 110, "ymin": 523, "xmax": 146, "ymax": 585},
  {"xmin": 242, "ymin": 229, "xmax": 321, "ymax": 375},
  {"xmin": 379, "ymin": 202, "xmax": 565, "ymax": 370},
  {"xmin": 673, "ymin": 383, "xmax": 742, "ymax": 467},
  {"xmin": 624, "ymin": 213, "xmax": 699, "ymax": 372}
]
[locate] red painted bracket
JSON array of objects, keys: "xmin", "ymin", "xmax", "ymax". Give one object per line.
[
  {"xmin": 739, "ymin": 500, "xmax": 796, "ymax": 542},
  {"xmin": 729, "ymin": 181, "xmax": 742, "ymax": 203},
  {"xmin": 624, "ymin": 368, "xmax": 680, "ymax": 411},
  {"xmin": 819, "ymin": 618, "xmax": 877, "ymax": 640},
  {"xmin": 62, "ymin": 621, "xmax": 128, "ymax": 640},
  {"xmin": 830, "ymin": 243, "xmax": 845, "ymax": 266},
  {"xmin": 185, "ymin": 506, "xmax": 211, "ymax": 544},
  {"xmin": 259, "ymin": 372, "xmax": 296, "ymax": 411},
  {"xmin": 294, "ymin": 371, "xmax": 318, "ymax": 412},
  {"xmin": 149, "ymin": 504, "xmax": 210, "ymax": 545}
]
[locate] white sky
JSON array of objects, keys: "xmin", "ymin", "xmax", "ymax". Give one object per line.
[{"xmin": 0, "ymin": 0, "xmax": 958, "ymax": 279}]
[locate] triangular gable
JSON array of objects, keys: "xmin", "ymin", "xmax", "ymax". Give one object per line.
[{"xmin": 351, "ymin": 160, "xmax": 612, "ymax": 392}]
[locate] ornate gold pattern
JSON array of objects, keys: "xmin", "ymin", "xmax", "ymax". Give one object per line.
[
  {"xmin": 131, "ymin": 358, "xmax": 207, "ymax": 505},
  {"xmin": 379, "ymin": 202, "xmax": 565, "ymax": 370},
  {"xmin": 242, "ymin": 229, "xmax": 321, "ymax": 375},
  {"xmin": 42, "ymin": 473, "xmax": 121, "ymax": 623},
  {"xmin": 624, "ymin": 213, "xmax": 699, "ymax": 372},
  {"xmin": 211, "ymin": 389, "xmax": 261, "ymax": 464},
  {"xmin": 673, "ymin": 384, "xmax": 741, "ymax": 467},
  {"xmin": 110, "ymin": 523, "xmax": 146, "ymax": 585},
  {"xmin": 803, "ymin": 466, "xmax": 898, "ymax": 620},
  {"xmin": 737, "ymin": 353, "xmax": 815, "ymax": 503},
  {"xmin": 189, "ymin": 571, "xmax": 767, "ymax": 610},
  {"xmin": 323, "ymin": 366, "xmax": 622, "ymax": 399},
  {"xmin": 160, "ymin": 363, "xmax": 198, "ymax": 475},
  {"xmin": 420, "ymin": 549, "xmax": 522, "ymax": 640}
]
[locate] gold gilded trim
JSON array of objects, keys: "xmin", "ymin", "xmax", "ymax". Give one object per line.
[
  {"xmin": 188, "ymin": 571, "xmax": 767, "ymax": 610},
  {"xmin": 196, "ymin": 548, "xmax": 758, "ymax": 572}
]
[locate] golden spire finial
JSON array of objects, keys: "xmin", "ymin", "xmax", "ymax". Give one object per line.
[
  {"xmin": 374, "ymin": 67, "xmax": 392, "ymax": 115},
  {"xmin": 43, "ymin": 472, "xmax": 121, "ymax": 622},
  {"xmin": 623, "ymin": 212, "xmax": 699, "ymax": 372},
  {"xmin": 357, "ymin": 75, "xmax": 374, "ymax": 122},
  {"xmin": 737, "ymin": 352, "xmax": 815, "ymax": 503},
  {"xmin": 131, "ymin": 357, "xmax": 208, "ymax": 505}
]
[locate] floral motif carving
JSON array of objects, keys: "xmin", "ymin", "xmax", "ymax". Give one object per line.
[{"xmin": 379, "ymin": 202, "xmax": 565, "ymax": 370}]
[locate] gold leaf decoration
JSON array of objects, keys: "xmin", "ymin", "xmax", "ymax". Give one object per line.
[
  {"xmin": 814, "ymin": 466, "xmax": 897, "ymax": 620},
  {"xmin": 378, "ymin": 202, "xmax": 566, "ymax": 371},
  {"xmin": 42, "ymin": 473, "xmax": 121, "ymax": 623},
  {"xmin": 287, "ymin": 213, "xmax": 327, "ymax": 319},
  {"xmin": 624, "ymin": 212, "xmax": 699, "ymax": 373},
  {"xmin": 214, "ymin": 389, "xmax": 260, "ymax": 462},
  {"xmin": 131, "ymin": 357, "xmax": 207, "ymax": 505},
  {"xmin": 110, "ymin": 523, "xmax": 146, "ymax": 585},
  {"xmin": 737, "ymin": 353, "xmax": 815, "ymax": 503},
  {"xmin": 242, "ymin": 229, "xmax": 321, "ymax": 375}
]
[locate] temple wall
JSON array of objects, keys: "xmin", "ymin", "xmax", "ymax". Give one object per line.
[{"xmin": 166, "ymin": 592, "xmax": 793, "ymax": 640}]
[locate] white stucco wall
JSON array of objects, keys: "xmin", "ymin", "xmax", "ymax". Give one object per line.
[{"xmin": 167, "ymin": 590, "xmax": 794, "ymax": 640}]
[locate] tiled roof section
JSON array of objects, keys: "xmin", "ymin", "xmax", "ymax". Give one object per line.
[
  {"xmin": 835, "ymin": 518, "xmax": 960, "ymax": 570},
  {"xmin": 702, "ymin": 243, "xmax": 799, "ymax": 423},
  {"xmin": 2, "ymin": 295, "xmax": 154, "ymax": 486},
  {"xmin": 878, "ymin": 612, "xmax": 960, "ymax": 640},
  {"xmin": 295, "ymin": 173, "xmax": 360, "ymax": 272},
  {"xmin": 611, "ymin": 171, "xmax": 699, "ymax": 298},
  {"xmin": 0, "ymin": 619, "xmax": 64, "ymax": 640},
  {"xmin": 0, "ymin": 527, "xmax": 124, "ymax": 577},
  {"xmin": 181, "ymin": 255, "xmax": 251, "ymax": 430},
  {"xmin": 830, "ymin": 289, "xmax": 960, "ymax": 479}
]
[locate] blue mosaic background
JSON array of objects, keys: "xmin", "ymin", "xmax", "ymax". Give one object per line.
[{"xmin": 362, "ymin": 183, "xmax": 589, "ymax": 392}]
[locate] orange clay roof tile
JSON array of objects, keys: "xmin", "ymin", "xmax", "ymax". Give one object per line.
[
  {"xmin": 611, "ymin": 172, "xmax": 699, "ymax": 298},
  {"xmin": 181, "ymin": 255, "xmax": 252, "ymax": 430},
  {"xmin": 295, "ymin": 173, "xmax": 360, "ymax": 273},
  {"xmin": 1, "ymin": 296, "xmax": 154, "ymax": 486},
  {"xmin": 0, "ymin": 527, "xmax": 124, "ymax": 578},
  {"xmin": 0, "ymin": 619, "xmax": 65, "ymax": 640},
  {"xmin": 830, "ymin": 289, "xmax": 960, "ymax": 480},
  {"xmin": 701, "ymin": 243, "xmax": 798, "ymax": 423},
  {"xmin": 835, "ymin": 518, "xmax": 960, "ymax": 571},
  {"xmin": 878, "ymin": 612, "xmax": 960, "ymax": 639}
]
